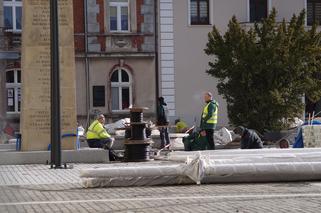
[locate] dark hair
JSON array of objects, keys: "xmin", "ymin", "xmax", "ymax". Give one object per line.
[
  {"xmin": 233, "ymin": 126, "xmax": 244, "ymax": 135},
  {"xmin": 97, "ymin": 114, "xmax": 105, "ymax": 120},
  {"xmin": 158, "ymin": 97, "xmax": 167, "ymax": 105}
]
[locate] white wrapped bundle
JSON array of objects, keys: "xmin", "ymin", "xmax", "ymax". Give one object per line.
[{"xmin": 80, "ymin": 149, "xmax": 321, "ymax": 188}]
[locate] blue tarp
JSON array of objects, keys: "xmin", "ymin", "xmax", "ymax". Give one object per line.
[{"xmin": 293, "ymin": 120, "xmax": 321, "ymax": 148}]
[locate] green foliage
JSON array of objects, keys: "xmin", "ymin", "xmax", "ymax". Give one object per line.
[{"xmin": 205, "ymin": 9, "xmax": 321, "ymax": 132}]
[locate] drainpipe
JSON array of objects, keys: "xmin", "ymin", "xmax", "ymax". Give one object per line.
[
  {"xmin": 154, "ymin": 0, "xmax": 159, "ymax": 115},
  {"xmin": 84, "ymin": 0, "xmax": 90, "ymax": 129}
]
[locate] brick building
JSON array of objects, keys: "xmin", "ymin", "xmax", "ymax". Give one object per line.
[
  {"xmin": 73, "ymin": 0, "xmax": 157, "ymax": 125},
  {"xmin": 0, "ymin": 0, "xmax": 157, "ymax": 138}
]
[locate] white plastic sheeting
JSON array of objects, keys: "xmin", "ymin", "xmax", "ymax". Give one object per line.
[
  {"xmin": 105, "ymin": 118, "xmax": 130, "ymax": 135},
  {"xmin": 161, "ymin": 148, "xmax": 321, "ymax": 162},
  {"xmin": 80, "ymin": 162, "xmax": 194, "ymax": 188},
  {"xmin": 80, "ymin": 149, "xmax": 321, "ymax": 188},
  {"xmin": 214, "ymin": 127, "xmax": 233, "ymax": 145}
]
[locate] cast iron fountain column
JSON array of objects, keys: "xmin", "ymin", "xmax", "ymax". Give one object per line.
[{"xmin": 124, "ymin": 107, "xmax": 153, "ymax": 162}]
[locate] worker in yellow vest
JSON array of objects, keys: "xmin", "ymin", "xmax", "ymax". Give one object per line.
[
  {"xmin": 86, "ymin": 114, "xmax": 114, "ymax": 149},
  {"xmin": 175, "ymin": 118, "xmax": 188, "ymax": 133},
  {"xmin": 200, "ymin": 92, "xmax": 218, "ymax": 150}
]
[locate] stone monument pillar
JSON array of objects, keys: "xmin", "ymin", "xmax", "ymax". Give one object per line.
[{"xmin": 20, "ymin": 0, "xmax": 77, "ymax": 151}]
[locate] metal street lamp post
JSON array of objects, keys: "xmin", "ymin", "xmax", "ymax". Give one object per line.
[{"xmin": 50, "ymin": 0, "xmax": 62, "ymax": 168}]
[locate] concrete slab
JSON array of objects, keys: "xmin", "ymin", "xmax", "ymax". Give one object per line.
[
  {"xmin": 0, "ymin": 148, "xmax": 109, "ymax": 165},
  {"xmin": 0, "ymin": 143, "xmax": 16, "ymax": 150}
]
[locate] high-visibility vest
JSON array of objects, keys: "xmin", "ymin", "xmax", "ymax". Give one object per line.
[
  {"xmin": 202, "ymin": 101, "xmax": 218, "ymax": 124},
  {"xmin": 86, "ymin": 120, "xmax": 111, "ymax": 140},
  {"xmin": 176, "ymin": 121, "xmax": 188, "ymax": 132}
]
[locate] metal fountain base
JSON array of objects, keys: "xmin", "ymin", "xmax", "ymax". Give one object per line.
[{"xmin": 124, "ymin": 139, "xmax": 153, "ymax": 162}]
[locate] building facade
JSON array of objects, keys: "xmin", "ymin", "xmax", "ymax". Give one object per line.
[
  {"xmin": 0, "ymin": 0, "xmax": 21, "ymax": 140},
  {"xmin": 158, "ymin": 0, "xmax": 321, "ymax": 127},
  {"xmin": 0, "ymin": 0, "xmax": 321, "ymax": 139},
  {"xmin": 73, "ymin": 0, "xmax": 157, "ymax": 126},
  {"xmin": 0, "ymin": 0, "xmax": 157, "ymax": 138}
]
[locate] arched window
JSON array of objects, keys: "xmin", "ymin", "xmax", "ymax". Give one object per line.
[
  {"xmin": 6, "ymin": 69, "xmax": 21, "ymax": 113},
  {"xmin": 110, "ymin": 68, "xmax": 132, "ymax": 111}
]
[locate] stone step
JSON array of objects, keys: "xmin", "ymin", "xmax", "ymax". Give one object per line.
[
  {"xmin": 0, "ymin": 148, "xmax": 109, "ymax": 165},
  {"xmin": 0, "ymin": 143, "xmax": 16, "ymax": 150}
]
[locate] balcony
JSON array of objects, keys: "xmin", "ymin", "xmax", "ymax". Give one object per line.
[
  {"xmin": 0, "ymin": 27, "xmax": 21, "ymax": 52},
  {"xmin": 74, "ymin": 32, "xmax": 155, "ymax": 57}
]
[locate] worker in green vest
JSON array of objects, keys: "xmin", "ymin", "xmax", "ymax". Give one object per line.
[
  {"xmin": 200, "ymin": 92, "xmax": 218, "ymax": 150},
  {"xmin": 86, "ymin": 114, "xmax": 114, "ymax": 149}
]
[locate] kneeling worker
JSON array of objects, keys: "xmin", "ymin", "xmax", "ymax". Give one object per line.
[
  {"xmin": 86, "ymin": 114, "xmax": 114, "ymax": 149},
  {"xmin": 175, "ymin": 118, "xmax": 188, "ymax": 133},
  {"xmin": 233, "ymin": 126, "xmax": 263, "ymax": 149}
]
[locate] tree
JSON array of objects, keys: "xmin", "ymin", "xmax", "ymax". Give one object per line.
[{"xmin": 205, "ymin": 9, "xmax": 321, "ymax": 132}]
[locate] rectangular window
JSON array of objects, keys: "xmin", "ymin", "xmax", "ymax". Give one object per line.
[
  {"xmin": 17, "ymin": 87, "xmax": 21, "ymax": 112},
  {"xmin": 93, "ymin": 86, "xmax": 105, "ymax": 107},
  {"xmin": 110, "ymin": 6, "xmax": 118, "ymax": 31},
  {"xmin": 4, "ymin": 0, "xmax": 22, "ymax": 31},
  {"xmin": 6, "ymin": 69, "xmax": 21, "ymax": 113},
  {"xmin": 121, "ymin": 6, "xmax": 128, "ymax": 31},
  {"xmin": 121, "ymin": 87, "xmax": 130, "ymax": 110},
  {"xmin": 6, "ymin": 70, "xmax": 14, "ymax": 83},
  {"xmin": 307, "ymin": 0, "xmax": 321, "ymax": 26},
  {"xmin": 7, "ymin": 88, "xmax": 15, "ymax": 112},
  {"xmin": 109, "ymin": 1, "xmax": 129, "ymax": 32},
  {"xmin": 190, "ymin": 0, "xmax": 209, "ymax": 25},
  {"xmin": 250, "ymin": 0, "xmax": 268, "ymax": 22},
  {"xmin": 15, "ymin": 6, "xmax": 22, "ymax": 30},
  {"xmin": 111, "ymin": 87, "xmax": 119, "ymax": 110},
  {"xmin": 4, "ymin": 6, "xmax": 13, "ymax": 29}
]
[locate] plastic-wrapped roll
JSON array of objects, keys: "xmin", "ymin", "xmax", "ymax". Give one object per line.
[
  {"xmin": 169, "ymin": 148, "xmax": 321, "ymax": 156},
  {"xmin": 80, "ymin": 164, "xmax": 183, "ymax": 178},
  {"xmin": 202, "ymin": 161, "xmax": 321, "ymax": 183},
  {"xmin": 164, "ymin": 151, "xmax": 321, "ymax": 163},
  {"xmin": 80, "ymin": 149, "xmax": 321, "ymax": 188}
]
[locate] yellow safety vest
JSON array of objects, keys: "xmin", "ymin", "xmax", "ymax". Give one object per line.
[
  {"xmin": 176, "ymin": 121, "xmax": 188, "ymax": 133},
  {"xmin": 202, "ymin": 102, "xmax": 218, "ymax": 124},
  {"xmin": 86, "ymin": 120, "xmax": 111, "ymax": 140}
]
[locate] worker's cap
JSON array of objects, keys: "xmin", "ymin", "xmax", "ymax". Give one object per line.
[{"xmin": 233, "ymin": 126, "xmax": 244, "ymax": 135}]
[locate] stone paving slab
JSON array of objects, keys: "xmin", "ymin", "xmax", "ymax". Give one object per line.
[
  {"xmin": 0, "ymin": 149, "xmax": 109, "ymax": 165},
  {"xmin": 1, "ymin": 183, "xmax": 321, "ymax": 212},
  {"xmin": 1, "ymin": 164, "xmax": 321, "ymax": 212},
  {"xmin": 0, "ymin": 164, "xmax": 94, "ymax": 185}
]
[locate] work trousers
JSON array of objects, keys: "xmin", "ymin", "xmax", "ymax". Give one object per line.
[
  {"xmin": 159, "ymin": 127, "xmax": 170, "ymax": 148},
  {"xmin": 205, "ymin": 129, "xmax": 215, "ymax": 150},
  {"xmin": 87, "ymin": 138, "xmax": 113, "ymax": 149}
]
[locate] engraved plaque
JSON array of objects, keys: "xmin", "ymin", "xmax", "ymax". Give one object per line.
[{"xmin": 21, "ymin": 0, "xmax": 77, "ymax": 151}]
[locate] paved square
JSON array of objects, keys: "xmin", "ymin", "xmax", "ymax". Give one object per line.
[{"xmin": 1, "ymin": 164, "xmax": 321, "ymax": 212}]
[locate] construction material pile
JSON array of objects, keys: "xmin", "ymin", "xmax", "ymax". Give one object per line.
[{"xmin": 80, "ymin": 148, "xmax": 321, "ymax": 188}]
